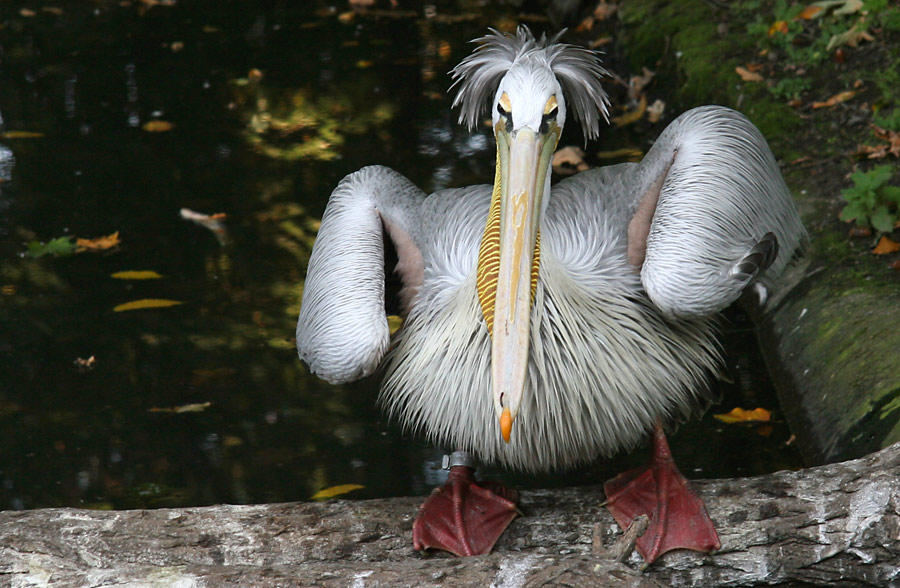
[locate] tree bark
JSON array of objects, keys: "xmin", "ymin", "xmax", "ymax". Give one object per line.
[{"xmin": 3, "ymin": 442, "xmax": 900, "ymax": 588}]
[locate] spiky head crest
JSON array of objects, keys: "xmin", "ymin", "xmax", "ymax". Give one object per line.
[{"xmin": 450, "ymin": 26, "xmax": 610, "ymax": 140}]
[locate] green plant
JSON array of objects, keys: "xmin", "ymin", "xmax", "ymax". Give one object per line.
[
  {"xmin": 873, "ymin": 108, "xmax": 900, "ymax": 132},
  {"xmin": 840, "ymin": 165, "xmax": 900, "ymax": 233},
  {"xmin": 768, "ymin": 76, "xmax": 812, "ymax": 100}
]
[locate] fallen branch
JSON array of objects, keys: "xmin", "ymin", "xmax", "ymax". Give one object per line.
[{"xmin": 2, "ymin": 442, "xmax": 899, "ymax": 587}]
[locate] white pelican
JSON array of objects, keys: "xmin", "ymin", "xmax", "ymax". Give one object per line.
[{"xmin": 296, "ymin": 26, "xmax": 805, "ymax": 562}]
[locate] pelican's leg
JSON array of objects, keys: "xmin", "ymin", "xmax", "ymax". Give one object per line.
[
  {"xmin": 603, "ymin": 423, "xmax": 720, "ymax": 563},
  {"xmin": 412, "ymin": 451, "xmax": 519, "ymax": 556}
]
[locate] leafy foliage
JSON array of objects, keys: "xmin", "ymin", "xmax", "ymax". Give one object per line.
[
  {"xmin": 839, "ymin": 165, "xmax": 900, "ymax": 232},
  {"xmin": 26, "ymin": 236, "xmax": 76, "ymax": 258}
]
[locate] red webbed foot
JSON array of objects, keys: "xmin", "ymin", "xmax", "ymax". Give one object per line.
[
  {"xmin": 604, "ymin": 424, "xmax": 720, "ymax": 563},
  {"xmin": 413, "ymin": 454, "xmax": 519, "ymax": 556}
]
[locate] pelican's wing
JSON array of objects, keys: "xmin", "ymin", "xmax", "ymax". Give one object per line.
[
  {"xmin": 625, "ymin": 106, "xmax": 806, "ymax": 318},
  {"xmin": 296, "ymin": 165, "xmax": 427, "ymax": 383}
]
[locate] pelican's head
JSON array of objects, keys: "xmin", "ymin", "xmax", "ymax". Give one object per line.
[{"xmin": 451, "ymin": 27, "xmax": 610, "ymax": 443}]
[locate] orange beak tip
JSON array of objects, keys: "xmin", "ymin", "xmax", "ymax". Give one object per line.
[{"xmin": 500, "ymin": 407, "xmax": 512, "ymax": 443}]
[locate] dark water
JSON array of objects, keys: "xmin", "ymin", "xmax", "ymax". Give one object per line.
[{"xmin": 0, "ymin": 1, "xmax": 802, "ymax": 511}]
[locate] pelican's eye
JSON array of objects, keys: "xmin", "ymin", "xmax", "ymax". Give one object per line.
[{"xmin": 540, "ymin": 97, "xmax": 559, "ymax": 134}]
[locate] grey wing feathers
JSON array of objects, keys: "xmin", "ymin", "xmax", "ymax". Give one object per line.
[
  {"xmin": 296, "ymin": 166, "xmax": 426, "ymax": 384},
  {"xmin": 635, "ymin": 106, "xmax": 806, "ymax": 318},
  {"xmin": 731, "ymin": 231, "xmax": 778, "ymax": 281}
]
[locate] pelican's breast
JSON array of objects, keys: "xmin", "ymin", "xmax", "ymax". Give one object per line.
[{"xmin": 382, "ymin": 174, "xmax": 721, "ymax": 472}]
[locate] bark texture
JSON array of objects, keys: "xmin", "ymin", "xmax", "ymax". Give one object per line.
[{"xmin": 2, "ymin": 442, "xmax": 900, "ymax": 588}]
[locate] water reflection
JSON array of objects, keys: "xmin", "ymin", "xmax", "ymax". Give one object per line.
[{"xmin": 0, "ymin": 1, "xmax": 802, "ymax": 512}]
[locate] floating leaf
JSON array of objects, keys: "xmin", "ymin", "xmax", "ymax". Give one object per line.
[
  {"xmin": 148, "ymin": 402, "xmax": 212, "ymax": 414},
  {"xmin": 714, "ymin": 407, "xmax": 773, "ymax": 424},
  {"xmin": 111, "ymin": 270, "xmax": 163, "ymax": 280},
  {"xmin": 76, "ymin": 231, "xmax": 120, "ymax": 252},
  {"xmin": 596, "ymin": 147, "xmax": 643, "ymax": 161},
  {"xmin": 1, "ymin": 130, "xmax": 45, "ymax": 139},
  {"xmin": 387, "ymin": 315, "xmax": 404, "ymax": 335},
  {"xmin": 26, "ymin": 236, "xmax": 76, "ymax": 258},
  {"xmin": 142, "ymin": 120, "xmax": 174, "ymax": 132},
  {"xmin": 873, "ymin": 235, "xmax": 900, "ymax": 255},
  {"xmin": 114, "ymin": 298, "xmax": 184, "ymax": 312},
  {"xmin": 180, "ymin": 208, "xmax": 229, "ymax": 245},
  {"xmin": 311, "ymin": 484, "xmax": 365, "ymax": 501},
  {"xmin": 74, "ymin": 356, "xmax": 96, "ymax": 372}
]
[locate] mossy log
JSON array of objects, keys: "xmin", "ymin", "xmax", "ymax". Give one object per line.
[
  {"xmin": 757, "ymin": 254, "xmax": 900, "ymax": 465},
  {"xmin": 2, "ymin": 442, "xmax": 900, "ymax": 588}
]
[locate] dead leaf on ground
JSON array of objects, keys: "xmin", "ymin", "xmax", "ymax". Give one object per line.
[
  {"xmin": 735, "ymin": 65, "xmax": 764, "ymax": 83},
  {"xmin": 552, "ymin": 146, "xmax": 590, "ymax": 176},
  {"xmin": 142, "ymin": 120, "xmax": 174, "ymax": 132},
  {"xmin": 76, "ymin": 231, "xmax": 121, "ymax": 252},
  {"xmin": 848, "ymin": 225, "xmax": 872, "ymax": 237},
  {"xmin": 873, "ymin": 235, "xmax": 900, "ymax": 255},
  {"xmin": 826, "ymin": 25, "xmax": 874, "ymax": 51},
  {"xmin": 714, "ymin": 407, "xmax": 773, "ymax": 424},
  {"xmin": 611, "ymin": 94, "xmax": 647, "ymax": 127},
  {"xmin": 768, "ymin": 20, "xmax": 789, "ymax": 36},
  {"xmin": 798, "ymin": 5, "xmax": 825, "ymax": 19},
  {"xmin": 113, "ymin": 298, "xmax": 184, "ymax": 312},
  {"xmin": 311, "ymin": 484, "xmax": 365, "ymax": 501},
  {"xmin": 589, "ymin": 36, "xmax": 614, "ymax": 49},
  {"xmin": 647, "ymin": 99, "xmax": 666, "ymax": 123},
  {"xmin": 628, "ymin": 68, "xmax": 655, "ymax": 101},
  {"xmin": 852, "ymin": 126, "xmax": 900, "ymax": 159},
  {"xmin": 811, "ymin": 90, "xmax": 856, "ymax": 109}
]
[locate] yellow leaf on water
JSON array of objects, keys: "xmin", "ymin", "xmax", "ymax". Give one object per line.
[
  {"xmin": 714, "ymin": 407, "xmax": 773, "ymax": 424},
  {"xmin": 111, "ymin": 270, "xmax": 163, "ymax": 280},
  {"xmin": 311, "ymin": 484, "xmax": 365, "ymax": 501},
  {"xmin": 1, "ymin": 130, "xmax": 45, "ymax": 139},
  {"xmin": 114, "ymin": 298, "xmax": 184, "ymax": 312},
  {"xmin": 142, "ymin": 120, "xmax": 174, "ymax": 132},
  {"xmin": 387, "ymin": 315, "xmax": 404, "ymax": 335}
]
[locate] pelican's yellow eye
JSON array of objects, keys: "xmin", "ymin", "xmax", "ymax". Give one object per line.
[
  {"xmin": 543, "ymin": 95, "xmax": 558, "ymax": 117},
  {"xmin": 498, "ymin": 92, "xmax": 512, "ymax": 116}
]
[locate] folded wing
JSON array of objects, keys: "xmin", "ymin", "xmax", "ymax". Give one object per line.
[
  {"xmin": 625, "ymin": 106, "xmax": 806, "ymax": 318},
  {"xmin": 296, "ymin": 165, "xmax": 427, "ymax": 383}
]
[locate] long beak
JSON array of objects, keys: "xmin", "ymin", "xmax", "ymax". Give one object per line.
[{"xmin": 478, "ymin": 125, "xmax": 557, "ymax": 443}]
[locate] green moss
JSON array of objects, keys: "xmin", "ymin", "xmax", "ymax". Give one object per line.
[{"xmin": 617, "ymin": 0, "xmax": 801, "ymax": 146}]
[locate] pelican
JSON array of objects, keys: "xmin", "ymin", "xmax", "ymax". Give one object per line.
[{"xmin": 296, "ymin": 26, "xmax": 805, "ymax": 562}]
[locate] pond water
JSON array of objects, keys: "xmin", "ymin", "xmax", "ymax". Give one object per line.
[{"xmin": 0, "ymin": 1, "xmax": 802, "ymax": 511}]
